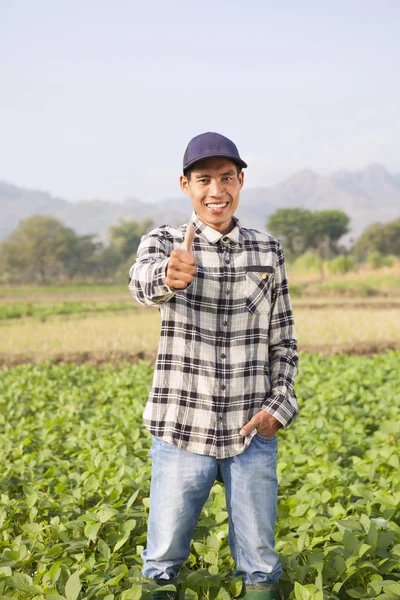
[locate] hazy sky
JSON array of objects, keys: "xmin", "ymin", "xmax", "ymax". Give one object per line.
[{"xmin": 1, "ymin": 0, "xmax": 399, "ymax": 202}]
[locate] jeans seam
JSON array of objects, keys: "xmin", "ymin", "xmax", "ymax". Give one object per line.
[{"xmin": 230, "ymin": 516, "xmax": 248, "ymax": 583}]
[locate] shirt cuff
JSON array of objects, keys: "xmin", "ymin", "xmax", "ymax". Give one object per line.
[{"xmin": 262, "ymin": 393, "xmax": 298, "ymax": 428}]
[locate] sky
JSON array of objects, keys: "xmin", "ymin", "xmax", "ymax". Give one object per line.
[{"xmin": 1, "ymin": 0, "xmax": 399, "ymax": 203}]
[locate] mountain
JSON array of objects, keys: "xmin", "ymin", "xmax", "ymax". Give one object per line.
[
  {"xmin": 0, "ymin": 182, "xmax": 189, "ymax": 242},
  {"xmin": 1, "ymin": 164, "xmax": 399, "ymax": 243}
]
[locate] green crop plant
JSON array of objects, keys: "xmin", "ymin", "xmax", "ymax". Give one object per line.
[{"xmin": 0, "ymin": 352, "xmax": 399, "ymax": 599}]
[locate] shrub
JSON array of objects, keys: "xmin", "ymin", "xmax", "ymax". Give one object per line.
[
  {"xmin": 367, "ymin": 250, "xmax": 394, "ymax": 269},
  {"xmin": 324, "ymin": 255, "xmax": 357, "ymax": 275}
]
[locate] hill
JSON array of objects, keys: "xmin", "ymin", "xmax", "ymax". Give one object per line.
[{"xmin": 1, "ymin": 164, "xmax": 399, "ymax": 242}]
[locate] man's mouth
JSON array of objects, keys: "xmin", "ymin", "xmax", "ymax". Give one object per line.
[{"xmin": 206, "ymin": 202, "xmax": 228, "ymax": 213}]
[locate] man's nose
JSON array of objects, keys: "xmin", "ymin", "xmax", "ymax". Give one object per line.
[{"xmin": 208, "ymin": 179, "xmax": 224, "ymax": 197}]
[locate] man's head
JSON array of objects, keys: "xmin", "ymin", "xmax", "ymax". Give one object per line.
[{"xmin": 180, "ymin": 132, "xmax": 247, "ymax": 234}]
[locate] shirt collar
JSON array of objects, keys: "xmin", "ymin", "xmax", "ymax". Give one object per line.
[{"xmin": 190, "ymin": 211, "xmax": 243, "ymax": 246}]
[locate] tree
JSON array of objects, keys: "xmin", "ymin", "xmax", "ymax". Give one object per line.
[
  {"xmin": 63, "ymin": 234, "xmax": 103, "ymax": 279},
  {"xmin": 313, "ymin": 210, "xmax": 350, "ymax": 258},
  {"xmin": 352, "ymin": 218, "xmax": 400, "ymax": 260},
  {"xmin": 266, "ymin": 208, "xmax": 315, "ymax": 259},
  {"xmin": 267, "ymin": 208, "xmax": 350, "ymax": 260},
  {"xmin": 2, "ymin": 215, "xmax": 78, "ymax": 283},
  {"xmin": 108, "ymin": 218, "xmax": 153, "ymax": 262},
  {"xmin": 1, "ymin": 215, "xmax": 102, "ymax": 283}
]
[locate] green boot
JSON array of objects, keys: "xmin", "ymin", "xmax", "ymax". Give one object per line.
[
  {"xmin": 149, "ymin": 579, "xmax": 178, "ymax": 600},
  {"xmin": 240, "ymin": 582, "xmax": 282, "ymax": 600}
]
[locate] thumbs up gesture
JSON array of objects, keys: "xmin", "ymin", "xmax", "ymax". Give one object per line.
[{"xmin": 165, "ymin": 223, "xmax": 197, "ymax": 290}]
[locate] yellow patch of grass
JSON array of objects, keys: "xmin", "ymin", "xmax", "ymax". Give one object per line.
[
  {"xmin": 294, "ymin": 308, "xmax": 400, "ymax": 345},
  {"xmin": 1, "ymin": 306, "xmax": 400, "ymax": 362}
]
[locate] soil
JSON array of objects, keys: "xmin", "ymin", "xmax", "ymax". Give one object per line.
[
  {"xmin": 1, "ymin": 341, "xmax": 399, "ymax": 368},
  {"xmin": 293, "ymin": 302, "xmax": 400, "ymax": 310}
]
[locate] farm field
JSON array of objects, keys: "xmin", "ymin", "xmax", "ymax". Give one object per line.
[
  {"xmin": 1, "ymin": 303, "xmax": 400, "ymax": 366},
  {"xmin": 0, "ymin": 353, "xmax": 399, "ymax": 599}
]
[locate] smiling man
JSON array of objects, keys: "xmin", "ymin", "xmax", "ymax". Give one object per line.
[{"xmin": 129, "ymin": 132, "xmax": 299, "ymax": 600}]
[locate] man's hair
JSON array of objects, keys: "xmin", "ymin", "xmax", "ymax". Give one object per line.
[{"xmin": 183, "ymin": 164, "xmax": 242, "ymax": 181}]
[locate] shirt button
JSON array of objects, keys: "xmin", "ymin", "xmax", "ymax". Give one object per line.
[
  {"xmin": 223, "ymin": 321, "xmax": 228, "ymax": 326},
  {"xmin": 225, "ymin": 258, "xmax": 230, "ymax": 264},
  {"xmin": 221, "ymin": 384, "xmax": 226, "ymax": 390},
  {"xmin": 222, "ymin": 237, "xmax": 229, "ymax": 243},
  {"xmin": 218, "ymin": 415, "xmax": 223, "ymax": 422},
  {"xmin": 225, "ymin": 289, "xmax": 230, "ymax": 295},
  {"xmin": 221, "ymin": 353, "xmax": 226, "ymax": 359}
]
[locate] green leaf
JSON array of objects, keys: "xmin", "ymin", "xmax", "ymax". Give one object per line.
[
  {"xmin": 215, "ymin": 588, "xmax": 230, "ymax": 600},
  {"xmin": 97, "ymin": 538, "xmax": 111, "ymax": 562},
  {"xmin": 207, "ymin": 534, "xmax": 219, "ymax": 552},
  {"xmin": 113, "ymin": 533, "xmax": 130, "ymax": 552},
  {"xmin": 343, "ymin": 529, "xmax": 360, "ymax": 554},
  {"xmin": 120, "ymin": 585, "xmax": 142, "ymax": 600},
  {"xmin": 384, "ymin": 584, "xmax": 400, "ymax": 597},
  {"xmin": 84, "ymin": 522, "xmax": 101, "ymax": 541},
  {"xmin": 193, "ymin": 542, "xmax": 208, "ymax": 555},
  {"xmin": 203, "ymin": 551, "xmax": 218, "ymax": 565},
  {"xmin": 26, "ymin": 492, "xmax": 38, "ymax": 508},
  {"xmin": 97, "ymin": 506, "xmax": 118, "ymax": 523},
  {"xmin": 8, "ymin": 573, "xmax": 42, "ymax": 594},
  {"xmin": 126, "ymin": 489, "xmax": 140, "ymax": 509},
  {"xmin": 22, "ymin": 523, "xmax": 43, "ymax": 534},
  {"xmin": 64, "ymin": 570, "xmax": 81, "ymax": 600},
  {"xmin": 346, "ymin": 588, "xmax": 367, "ymax": 598},
  {"xmin": 294, "ymin": 582, "xmax": 310, "ymax": 600},
  {"xmin": 229, "ymin": 577, "xmax": 243, "ymax": 598}
]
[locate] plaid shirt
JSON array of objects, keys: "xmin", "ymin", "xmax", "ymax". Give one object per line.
[{"xmin": 129, "ymin": 212, "xmax": 299, "ymax": 459}]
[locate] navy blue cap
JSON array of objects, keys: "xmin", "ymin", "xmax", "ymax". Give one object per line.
[{"xmin": 183, "ymin": 132, "xmax": 247, "ymax": 173}]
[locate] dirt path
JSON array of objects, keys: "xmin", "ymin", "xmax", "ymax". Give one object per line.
[
  {"xmin": 293, "ymin": 302, "xmax": 400, "ymax": 310},
  {"xmin": 1, "ymin": 341, "xmax": 399, "ymax": 368}
]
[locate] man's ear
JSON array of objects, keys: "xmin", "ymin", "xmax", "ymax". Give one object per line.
[
  {"xmin": 180, "ymin": 174, "xmax": 191, "ymax": 197},
  {"xmin": 238, "ymin": 171, "xmax": 244, "ymax": 189}
]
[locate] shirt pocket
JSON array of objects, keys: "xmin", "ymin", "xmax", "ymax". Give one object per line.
[{"xmin": 245, "ymin": 266, "xmax": 274, "ymax": 314}]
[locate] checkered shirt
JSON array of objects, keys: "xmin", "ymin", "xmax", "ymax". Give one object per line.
[{"xmin": 128, "ymin": 211, "xmax": 299, "ymax": 459}]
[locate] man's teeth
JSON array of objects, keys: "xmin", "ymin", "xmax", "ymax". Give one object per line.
[{"xmin": 207, "ymin": 203, "xmax": 227, "ymax": 209}]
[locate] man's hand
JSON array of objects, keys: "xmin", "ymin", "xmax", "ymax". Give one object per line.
[
  {"xmin": 240, "ymin": 410, "xmax": 282, "ymax": 438},
  {"xmin": 165, "ymin": 223, "xmax": 197, "ymax": 290}
]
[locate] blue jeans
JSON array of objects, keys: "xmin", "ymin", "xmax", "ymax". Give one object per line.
[{"xmin": 142, "ymin": 434, "xmax": 281, "ymax": 585}]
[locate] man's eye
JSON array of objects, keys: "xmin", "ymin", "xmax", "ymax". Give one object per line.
[
  {"xmin": 199, "ymin": 179, "xmax": 209, "ymax": 184},
  {"xmin": 223, "ymin": 177, "xmax": 233, "ymax": 182}
]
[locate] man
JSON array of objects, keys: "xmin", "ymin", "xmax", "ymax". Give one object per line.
[{"xmin": 128, "ymin": 132, "xmax": 299, "ymax": 600}]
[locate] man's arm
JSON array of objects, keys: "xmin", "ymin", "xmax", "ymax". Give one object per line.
[
  {"xmin": 129, "ymin": 229, "xmax": 176, "ymax": 307},
  {"xmin": 262, "ymin": 240, "xmax": 299, "ymax": 427},
  {"xmin": 129, "ymin": 225, "xmax": 196, "ymax": 307}
]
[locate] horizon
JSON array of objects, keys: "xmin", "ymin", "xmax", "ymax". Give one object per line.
[{"xmin": 1, "ymin": 161, "xmax": 397, "ymax": 205}]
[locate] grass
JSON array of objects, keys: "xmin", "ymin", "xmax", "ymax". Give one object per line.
[
  {"xmin": 1, "ymin": 306, "xmax": 400, "ymax": 363},
  {"xmin": 294, "ymin": 307, "xmax": 400, "ymax": 345},
  {"xmin": 0, "ymin": 301, "xmax": 135, "ymax": 320},
  {"xmin": 0, "ymin": 309, "xmax": 162, "ymax": 360},
  {"xmin": 0, "ymin": 283, "xmax": 128, "ymax": 296}
]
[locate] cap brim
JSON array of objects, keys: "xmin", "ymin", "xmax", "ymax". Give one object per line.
[{"xmin": 184, "ymin": 153, "xmax": 247, "ymax": 171}]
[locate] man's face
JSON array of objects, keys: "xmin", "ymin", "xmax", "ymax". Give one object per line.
[{"xmin": 180, "ymin": 157, "xmax": 244, "ymax": 234}]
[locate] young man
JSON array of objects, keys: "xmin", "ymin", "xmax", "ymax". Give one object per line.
[{"xmin": 129, "ymin": 132, "xmax": 299, "ymax": 600}]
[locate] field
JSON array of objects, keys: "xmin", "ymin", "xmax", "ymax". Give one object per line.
[
  {"xmin": 1, "ymin": 277, "xmax": 400, "ymax": 367},
  {"xmin": 1, "ymin": 276, "xmax": 400, "ymax": 599},
  {"xmin": 0, "ymin": 354, "xmax": 399, "ymax": 599}
]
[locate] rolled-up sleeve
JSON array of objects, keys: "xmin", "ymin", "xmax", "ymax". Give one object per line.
[
  {"xmin": 129, "ymin": 229, "xmax": 176, "ymax": 307},
  {"xmin": 262, "ymin": 241, "xmax": 299, "ymax": 428}
]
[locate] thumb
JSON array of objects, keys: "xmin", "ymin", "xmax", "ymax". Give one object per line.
[
  {"xmin": 240, "ymin": 416, "xmax": 258, "ymax": 437},
  {"xmin": 180, "ymin": 223, "xmax": 195, "ymax": 254}
]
